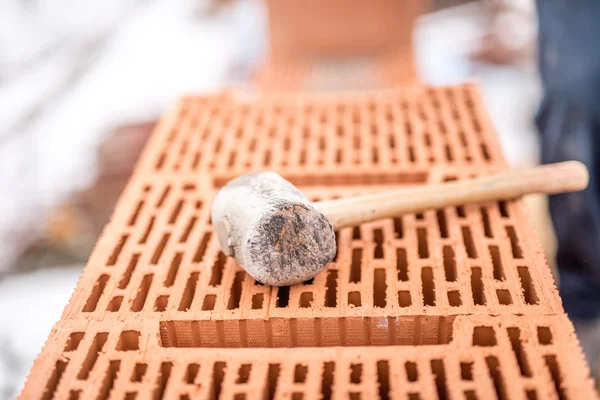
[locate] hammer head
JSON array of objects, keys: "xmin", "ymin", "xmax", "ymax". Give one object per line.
[{"xmin": 211, "ymin": 172, "xmax": 336, "ymax": 286}]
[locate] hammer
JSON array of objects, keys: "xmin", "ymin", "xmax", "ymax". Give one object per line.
[{"xmin": 211, "ymin": 161, "xmax": 588, "ymax": 286}]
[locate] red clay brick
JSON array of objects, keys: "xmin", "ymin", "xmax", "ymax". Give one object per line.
[
  {"xmin": 21, "ymin": 315, "xmax": 595, "ymax": 399},
  {"xmin": 20, "ymin": 85, "xmax": 596, "ymax": 398}
]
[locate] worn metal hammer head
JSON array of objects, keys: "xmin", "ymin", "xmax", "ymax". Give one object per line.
[{"xmin": 211, "ymin": 172, "xmax": 336, "ymax": 286}]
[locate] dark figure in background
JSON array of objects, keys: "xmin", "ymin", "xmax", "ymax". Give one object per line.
[{"xmin": 536, "ymin": 0, "xmax": 600, "ymax": 375}]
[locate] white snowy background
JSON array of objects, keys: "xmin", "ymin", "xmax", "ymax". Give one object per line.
[{"xmin": 0, "ymin": 1, "xmax": 539, "ymax": 398}]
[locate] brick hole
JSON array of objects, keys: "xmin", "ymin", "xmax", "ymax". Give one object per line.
[
  {"xmin": 107, "ymin": 296, "xmax": 123, "ymax": 312},
  {"xmin": 154, "ymin": 295, "xmax": 169, "ymax": 312},
  {"xmin": 321, "ymin": 362, "xmax": 335, "ymax": 400},
  {"xmin": 372, "ymin": 148, "xmax": 379, "ymax": 163},
  {"xmin": 202, "ymin": 294, "xmax": 217, "ymax": 311},
  {"xmin": 389, "ymin": 135, "xmax": 396, "ymax": 148},
  {"xmin": 405, "ymin": 361, "xmax": 418, "ymax": 382},
  {"xmin": 265, "ymin": 364, "xmax": 281, "ymax": 399},
  {"xmin": 464, "ymin": 390, "xmax": 478, "ymax": 400},
  {"xmin": 264, "ymin": 150, "xmax": 272, "ymax": 166},
  {"xmin": 168, "ymin": 199, "xmax": 184, "ymax": 224},
  {"xmin": 251, "ymin": 293, "xmax": 264, "ymax": 310},
  {"xmin": 473, "ymin": 327, "xmax": 497, "ymax": 346},
  {"xmin": 179, "ymin": 272, "xmax": 199, "ymax": 311},
  {"xmin": 443, "ymin": 144, "xmax": 453, "ymax": 161},
  {"xmin": 398, "ymin": 291, "xmax": 412, "ymax": 307},
  {"xmin": 444, "ymin": 176, "xmax": 458, "ymax": 182},
  {"xmin": 165, "ymin": 253, "xmax": 183, "ymax": 287},
  {"xmin": 486, "ymin": 356, "xmax": 507, "ymax": 400},
  {"xmin": 415, "ymin": 212, "xmax": 425, "ymax": 220},
  {"xmin": 350, "ymin": 363, "xmax": 362, "ymax": 384},
  {"xmin": 300, "ymin": 292, "xmax": 313, "ymax": 308},
  {"xmin": 421, "ymin": 267, "xmax": 436, "ymax": 306},
  {"xmin": 456, "ymin": 205, "xmax": 466, "ymax": 217},
  {"xmin": 353, "ymin": 136, "xmax": 361, "ymax": 149},
  {"xmin": 374, "ymin": 229, "xmax": 384, "ymax": 259},
  {"xmin": 143, "ymin": 184, "xmax": 151, "ymax": 192},
  {"xmin": 408, "ymin": 394, "xmax": 421, "ymax": 400},
  {"xmin": 507, "ymin": 328, "xmax": 532, "ymax": 377},
  {"xmin": 192, "ymin": 152, "xmax": 201, "ymax": 168},
  {"xmin": 349, "ymin": 394, "xmax": 359, "ymax": 400},
  {"xmin": 210, "ymin": 253, "xmax": 226, "ymax": 286},
  {"xmin": 186, "ymin": 363, "xmax": 200, "ymax": 384},
  {"xmin": 193, "ymin": 232, "xmax": 212, "ymax": 262},
  {"xmin": 374, "ymin": 269, "xmax": 387, "ymax": 308},
  {"xmin": 300, "ymin": 150, "xmax": 307, "ymax": 165},
  {"xmin": 417, "ymin": 228, "xmax": 429, "ymax": 258},
  {"xmin": 506, "ymin": 226, "xmax": 523, "ymax": 258},
  {"xmin": 153, "ymin": 362, "xmax": 173, "ymax": 400},
  {"xmin": 131, "ymin": 363, "xmax": 147, "ymax": 382},
  {"xmin": 526, "ymin": 390, "xmax": 538, "ymax": 400},
  {"xmin": 480, "ymin": 208, "xmax": 493, "ymax": 238},
  {"xmin": 537, "ymin": 327, "xmax": 553, "ymax": 345},
  {"xmin": 156, "ymin": 186, "xmax": 171, "ymax": 207},
  {"xmin": 83, "ymin": 274, "xmax": 109, "ymax": 312},
  {"xmin": 461, "ymin": 227, "xmax": 477, "ymax": 259},
  {"xmin": 470, "ymin": 267, "xmax": 486, "ymax": 305},
  {"xmin": 107, "ymin": 234, "xmax": 128, "ymax": 266},
  {"xmin": 68, "ymin": 390, "xmax": 80, "ymax": 400},
  {"xmin": 227, "ymin": 271, "xmax": 244, "ymax": 310},
  {"xmin": 117, "ymin": 331, "xmax": 140, "ymax": 351},
  {"xmin": 276, "ymin": 286, "xmax": 290, "ymax": 308},
  {"xmin": 77, "ymin": 332, "xmax": 108, "ymax": 380},
  {"xmin": 377, "ymin": 361, "xmax": 390, "ymax": 399},
  {"xmin": 348, "ymin": 291, "xmax": 361, "ymax": 307},
  {"xmin": 498, "ymin": 201, "xmax": 509, "ymax": 217},
  {"xmin": 234, "ymin": 394, "xmax": 246, "ymax": 400},
  {"xmin": 294, "ymin": 364, "xmax": 308, "ymax": 383},
  {"xmin": 497, "ymin": 290, "xmax": 512, "ymax": 305},
  {"xmin": 131, "ymin": 274, "xmax": 153, "ymax": 312},
  {"xmin": 350, "ymin": 249, "xmax": 362, "ymax": 283},
  {"xmin": 119, "ymin": 254, "xmax": 140, "ymax": 289},
  {"xmin": 436, "ymin": 210, "xmax": 448, "ymax": 238},
  {"xmin": 64, "ymin": 332, "xmax": 84, "ymax": 352},
  {"xmin": 151, "ymin": 233, "xmax": 170, "ymax": 264},
  {"xmin": 128, "ymin": 200, "xmax": 145, "ymax": 226},
  {"xmin": 139, "ymin": 216, "xmax": 155, "ymax": 244},
  {"xmin": 443, "ymin": 246, "xmax": 456, "ymax": 282},
  {"xmin": 448, "ymin": 291, "xmax": 462, "ymax": 307},
  {"xmin": 236, "ymin": 364, "xmax": 252, "ymax": 384},
  {"xmin": 392, "ymin": 218, "xmax": 404, "ymax": 239},
  {"xmin": 228, "ymin": 151, "xmax": 236, "ymax": 167},
  {"xmin": 303, "ymin": 278, "xmax": 314, "ymax": 285},
  {"xmin": 155, "ymin": 153, "xmax": 166, "ymax": 170},
  {"xmin": 489, "ymin": 246, "xmax": 505, "ymax": 280},
  {"xmin": 481, "ymin": 143, "xmax": 492, "ymax": 161},
  {"xmin": 431, "ymin": 360, "xmax": 448, "ymax": 400},
  {"xmin": 408, "ymin": 147, "xmax": 416, "ymax": 163},
  {"xmin": 43, "ymin": 360, "xmax": 68, "ymax": 400},
  {"xmin": 352, "ymin": 226, "xmax": 361, "ymax": 240},
  {"xmin": 179, "ymin": 216, "xmax": 197, "ymax": 242},
  {"xmin": 396, "ymin": 248, "xmax": 408, "ymax": 281},
  {"xmin": 460, "ymin": 362, "xmax": 473, "ymax": 380},
  {"xmin": 96, "ymin": 360, "xmax": 121, "ymax": 400}
]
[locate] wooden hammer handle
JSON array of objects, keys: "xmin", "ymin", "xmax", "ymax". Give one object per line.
[{"xmin": 315, "ymin": 161, "xmax": 589, "ymax": 230}]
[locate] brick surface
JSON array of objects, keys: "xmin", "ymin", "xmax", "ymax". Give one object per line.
[
  {"xmin": 20, "ymin": 84, "xmax": 597, "ymax": 399},
  {"xmin": 22, "ymin": 316, "xmax": 595, "ymax": 399}
]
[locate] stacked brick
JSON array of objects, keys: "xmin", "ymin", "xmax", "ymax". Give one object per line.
[
  {"xmin": 256, "ymin": 0, "xmax": 426, "ymax": 90},
  {"xmin": 20, "ymin": 83, "xmax": 597, "ymax": 398}
]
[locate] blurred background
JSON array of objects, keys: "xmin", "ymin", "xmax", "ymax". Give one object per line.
[{"xmin": 0, "ymin": 0, "xmax": 541, "ymax": 398}]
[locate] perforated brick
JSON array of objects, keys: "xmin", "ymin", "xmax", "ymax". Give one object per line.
[
  {"xmin": 20, "ymin": 84, "xmax": 596, "ymax": 399},
  {"xmin": 22, "ymin": 315, "xmax": 595, "ymax": 399}
]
